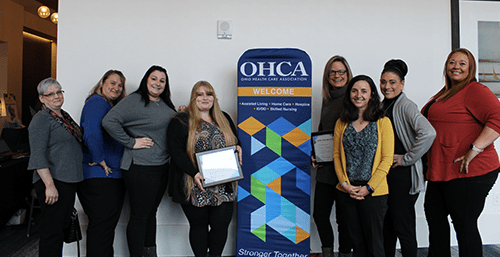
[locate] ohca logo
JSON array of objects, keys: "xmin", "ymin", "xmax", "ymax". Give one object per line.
[{"xmin": 240, "ymin": 61, "xmax": 309, "ymax": 77}]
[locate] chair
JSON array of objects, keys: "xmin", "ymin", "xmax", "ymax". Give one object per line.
[{"xmin": 27, "ymin": 188, "xmax": 41, "ymax": 237}]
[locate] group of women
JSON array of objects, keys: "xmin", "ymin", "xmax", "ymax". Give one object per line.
[
  {"xmin": 313, "ymin": 48, "xmax": 500, "ymax": 257},
  {"xmin": 28, "ymin": 66, "xmax": 240, "ymax": 257},
  {"xmin": 26, "ymin": 47, "xmax": 500, "ymax": 257}
]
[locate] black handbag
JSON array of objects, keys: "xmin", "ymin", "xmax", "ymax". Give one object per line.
[{"xmin": 63, "ymin": 207, "xmax": 82, "ymax": 243}]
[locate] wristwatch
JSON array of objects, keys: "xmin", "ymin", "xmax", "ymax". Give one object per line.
[
  {"xmin": 470, "ymin": 144, "xmax": 484, "ymax": 153},
  {"xmin": 366, "ymin": 184, "xmax": 374, "ymax": 194}
]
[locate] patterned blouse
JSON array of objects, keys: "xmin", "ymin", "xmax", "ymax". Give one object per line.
[
  {"xmin": 343, "ymin": 122, "xmax": 378, "ymax": 184},
  {"xmin": 189, "ymin": 119, "xmax": 235, "ymax": 207}
]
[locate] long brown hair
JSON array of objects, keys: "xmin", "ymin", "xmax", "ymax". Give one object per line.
[
  {"xmin": 86, "ymin": 70, "xmax": 126, "ymax": 106},
  {"xmin": 184, "ymin": 81, "xmax": 237, "ymax": 197},
  {"xmin": 322, "ymin": 55, "xmax": 353, "ymax": 100},
  {"xmin": 435, "ymin": 48, "xmax": 477, "ymax": 101}
]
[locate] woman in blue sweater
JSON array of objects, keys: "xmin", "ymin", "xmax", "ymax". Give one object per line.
[{"xmin": 78, "ymin": 70, "xmax": 127, "ymax": 257}]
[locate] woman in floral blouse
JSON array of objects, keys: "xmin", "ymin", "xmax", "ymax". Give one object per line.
[{"xmin": 167, "ymin": 81, "xmax": 242, "ymax": 257}]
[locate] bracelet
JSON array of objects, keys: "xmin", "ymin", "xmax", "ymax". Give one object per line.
[
  {"xmin": 471, "ymin": 144, "xmax": 484, "ymax": 153},
  {"xmin": 340, "ymin": 182, "xmax": 347, "ymax": 188}
]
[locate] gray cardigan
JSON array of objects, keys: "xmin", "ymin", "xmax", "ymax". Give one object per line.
[
  {"xmin": 102, "ymin": 93, "xmax": 176, "ymax": 170},
  {"xmin": 28, "ymin": 109, "xmax": 84, "ymax": 183},
  {"xmin": 392, "ymin": 92, "xmax": 436, "ymax": 194}
]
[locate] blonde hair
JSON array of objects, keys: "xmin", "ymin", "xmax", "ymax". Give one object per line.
[
  {"xmin": 322, "ymin": 55, "xmax": 353, "ymax": 100},
  {"xmin": 86, "ymin": 70, "xmax": 126, "ymax": 106},
  {"xmin": 184, "ymin": 81, "xmax": 237, "ymax": 197}
]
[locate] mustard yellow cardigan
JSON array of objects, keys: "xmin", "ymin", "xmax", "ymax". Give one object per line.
[{"xmin": 333, "ymin": 117, "xmax": 394, "ymax": 196}]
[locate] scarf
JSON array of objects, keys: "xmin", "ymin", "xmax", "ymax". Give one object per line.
[{"xmin": 43, "ymin": 105, "xmax": 83, "ymax": 143}]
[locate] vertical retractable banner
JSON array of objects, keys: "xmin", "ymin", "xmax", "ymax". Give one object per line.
[{"xmin": 236, "ymin": 48, "xmax": 311, "ymax": 257}]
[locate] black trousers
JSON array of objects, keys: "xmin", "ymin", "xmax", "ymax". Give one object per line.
[
  {"xmin": 383, "ymin": 166, "xmax": 418, "ymax": 257},
  {"xmin": 338, "ymin": 191, "xmax": 388, "ymax": 257},
  {"xmin": 34, "ymin": 179, "xmax": 78, "ymax": 257},
  {"xmin": 122, "ymin": 163, "xmax": 169, "ymax": 257},
  {"xmin": 181, "ymin": 202, "xmax": 234, "ymax": 257},
  {"xmin": 78, "ymin": 178, "xmax": 125, "ymax": 257},
  {"xmin": 424, "ymin": 168, "xmax": 498, "ymax": 257},
  {"xmin": 313, "ymin": 181, "xmax": 352, "ymax": 253}
]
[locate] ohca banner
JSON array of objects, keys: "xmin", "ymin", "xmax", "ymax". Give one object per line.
[{"xmin": 236, "ymin": 48, "xmax": 312, "ymax": 257}]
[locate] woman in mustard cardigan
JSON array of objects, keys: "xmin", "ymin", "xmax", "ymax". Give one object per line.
[{"xmin": 333, "ymin": 75, "xmax": 394, "ymax": 257}]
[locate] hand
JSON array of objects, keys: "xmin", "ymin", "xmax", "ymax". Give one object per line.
[
  {"xmin": 89, "ymin": 160, "xmax": 112, "ymax": 176},
  {"xmin": 311, "ymin": 156, "xmax": 322, "ymax": 169},
  {"xmin": 133, "ymin": 137, "xmax": 154, "ymax": 149},
  {"xmin": 392, "ymin": 154, "xmax": 404, "ymax": 168},
  {"xmin": 178, "ymin": 105, "xmax": 187, "ymax": 112},
  {"xmin": 45, "ymin": 185, "xmax": 59, "ymax": 205},
  {"xmin": 342, "ymin": 184, "xmax": 361, "ymax": 195},
  {"xmin": 235, "ymin": 145, "xmax": 243, "ymax": 165},
  {"xmin": 194, "ymin": 172, "xmax": 205, "ymax": 191},
  {"xmin": 454, "ymin": 149, "xmax": 479, "ymax": 174},
  {"xmin": 350, "ymin": 186, "xmax": 370, "ymax": 200}
]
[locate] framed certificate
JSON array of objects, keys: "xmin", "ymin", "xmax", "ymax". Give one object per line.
[
  {"xmin": 195, "ymin": 145, "xmax": 244, "ymax": 187},
  {"xmin": 311, "ymin": 131, "xmax": 334, "ymax": 164}
]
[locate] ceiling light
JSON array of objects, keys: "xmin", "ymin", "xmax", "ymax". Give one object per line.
[
  {"xmin": 50, "ymin": 13, "xmax": 58, "ymax": 24},
  {"xmin": 38, "ymin": 6, "xmax": 50, "ymax": 19}
]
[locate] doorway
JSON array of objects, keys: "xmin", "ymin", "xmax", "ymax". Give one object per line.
[{"xmin": 22, "ymin": 32, "xmax": 54, "ymax": 126}]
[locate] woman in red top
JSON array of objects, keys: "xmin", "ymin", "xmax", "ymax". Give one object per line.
[{"xmin": 422, "ymin": 48, "xmax": 500, "ymax": 257}]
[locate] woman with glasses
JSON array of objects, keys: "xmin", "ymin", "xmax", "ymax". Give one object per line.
[
  {"xmin": 28, "ymin": 78, "xmax": 83, "ymax": 257},
  {"xmin": 379, "ymin": 60, "xmax": 436, "ymax": 257},
  {"xmin": 312, "ymin": 55, "xmax": 353, "ymax": 257},
  {"xmin": 78, "ymin": 70, "xmax": 127, "ymax": 257},
  {"xmin": 102, "ymin": 65, "xmax": 177, "ymax": 257},
  {"xmin": 334, "ymin": 75, "xmax": 394, "ymax": 257}
]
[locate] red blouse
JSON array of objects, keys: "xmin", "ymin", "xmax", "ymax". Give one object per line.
[{"xmin": 422, "ymin": 81, "xmax": 500, "ymax": 181}]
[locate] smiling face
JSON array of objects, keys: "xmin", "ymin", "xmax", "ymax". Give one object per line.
[
  {"xmin": 101, "ymin": 73, "xmax": 124, "ymax": 101},
  {"xmin": 350, "ymin": 80, "xmax": 372, "ymax": 112},
  {"xmin": 446, "ymin": 52, "xmax": 469, "ymax": 85},
  {"xmin": 195, "ymin": 86, "xmax": 214, "ymax": 112},
  {"xmin": 328, "ymin": 61, "xmax": 348, "ymax": 89},
  {"xmin": 380, "ymin": 72, "xmax": 404, "ymax": 99},
  {"xmin": 147, "ymin": 70, "xmax": 166, "ymax": 100},
  {"xmin": 39, "ymin": 84, "xmax": 64, "ymax": 112}
]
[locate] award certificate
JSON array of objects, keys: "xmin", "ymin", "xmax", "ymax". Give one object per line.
[
  {"xmin": 195, "ymin": 145, "xmax": 244, "ymax": 187},
  {"xmin": 311, "ymin": 131, "xmax": 334, "ymax": 164}
]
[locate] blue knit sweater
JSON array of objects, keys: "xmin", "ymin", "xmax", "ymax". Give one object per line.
[{"xmin": 81, "ymin": 94, "xmax": 124, "ymax": 179}]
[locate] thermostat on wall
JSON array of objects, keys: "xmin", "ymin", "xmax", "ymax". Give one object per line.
[{"xmin": 218, "ymin": 20, "xmax": 233, "ymax": 39}]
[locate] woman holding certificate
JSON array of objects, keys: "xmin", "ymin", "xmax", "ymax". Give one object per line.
[
  {"xmin": 167, "ymin": 80, "xmax": 242, "ymax": 257},
  {"xmin": 312, "ymin": 55, "xmax": 353, "ymax": 257},
  {"xmin": 333, "ymin": 75, "xmax": 394, "ymax": 257}
]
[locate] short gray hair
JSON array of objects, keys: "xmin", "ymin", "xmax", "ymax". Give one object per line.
[{"xmin": 37, "ymin": 78, "xmax": 62, "ymax": 95}]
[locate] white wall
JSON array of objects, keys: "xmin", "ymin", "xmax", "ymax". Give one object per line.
[
  {"xmin": 55, "ymin": 0, "xmax": 471, "ymax": 256},
  {"xmin": 459, "ymin": 0, "xmax": 500, "ymax": 246}
]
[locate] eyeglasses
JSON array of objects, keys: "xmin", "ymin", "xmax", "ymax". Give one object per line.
[
  {"xmin": 329, "ymin": 70, "xmax": 347, "ymax": 76},
  {"xmin": 41, "ymin": 90, "xmax": 64, "ymax": 98}
]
